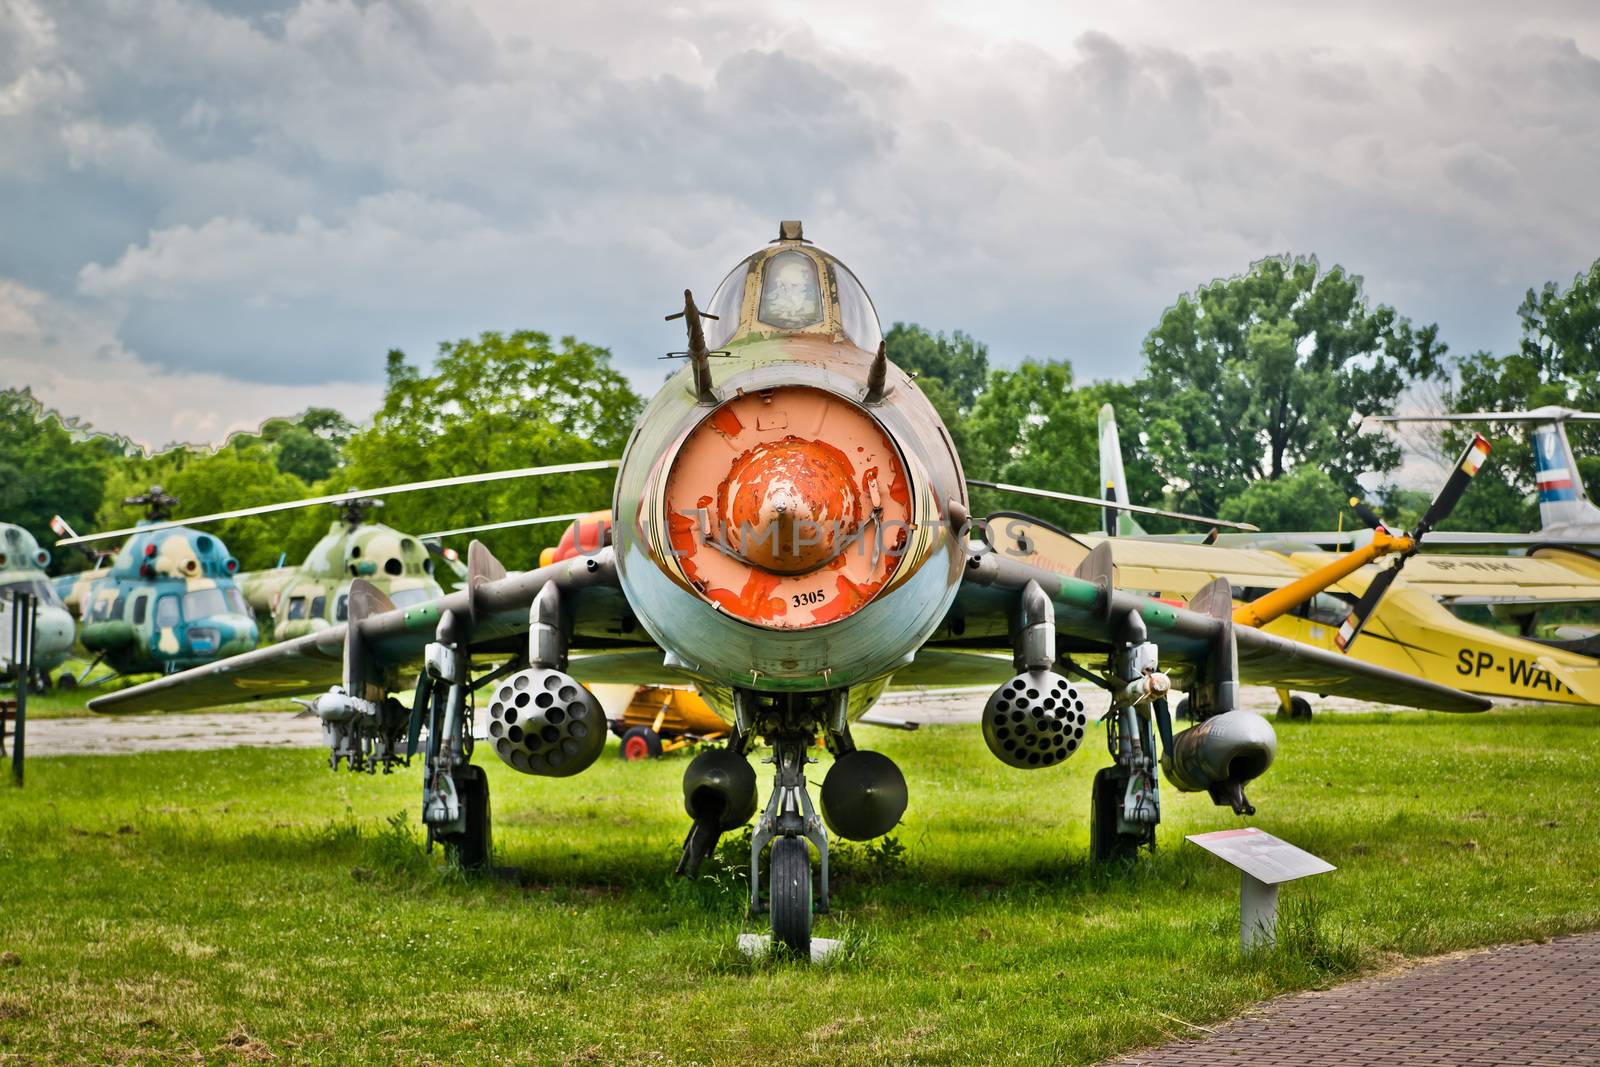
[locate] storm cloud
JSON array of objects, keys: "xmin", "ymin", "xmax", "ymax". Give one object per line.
[{"xmin": 2, "ymin": 0, "xmax": 1598, "ymax": 446}]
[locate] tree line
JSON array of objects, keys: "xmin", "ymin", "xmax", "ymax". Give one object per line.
[{"xmin": 5, "ymin": 253, "xmax": 1597, "ymax": 574}]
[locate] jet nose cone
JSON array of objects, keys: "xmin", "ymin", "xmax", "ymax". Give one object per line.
[{"xmin": 723, "ymin": 437, "xmax": 863, "ymax": 574}]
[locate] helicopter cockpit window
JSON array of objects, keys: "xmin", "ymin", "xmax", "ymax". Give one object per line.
[
  {"xmin": 390, "ymin": 588, "xmax": 434, "ymax": 609},
  {"xmin": 184, "ymin": 588, "xmax": 227, "ymax": 620},
  {"xmin": 703, "ymin": 260, "xmax": 751, "ymax": 350},
  {"xmin": 286, "ymin": 596, "xmax": 307, "ymax": 620},
  {"xmin": 155, "ymin": 595, "xmax": 179, "ymax": 629},
  {"xmin": 758, "ymin": 251, "xmax": 822, "ymax": 330},
  {"xmin": 833, "ymin": 261, "xmax": 882, "ymax": 351},
  {"xmin": 0, "ymin": 577, "xmax": 60, "ymax": 607},
  {"xmin": 131, "ymin": 594, "xmax": 148, "ymax": 625},
  {"xmin": 335, "ymin": 594, "xmax": 349, "ymax": 622},
  {"xmin": 225, "ymin": 587, "xmax": 249, "ymax": 616}
]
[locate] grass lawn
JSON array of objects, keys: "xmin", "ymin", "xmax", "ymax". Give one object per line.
[{"xmin": 1, "ymin": 705, "xmax": 1597, "ymax": 1065}]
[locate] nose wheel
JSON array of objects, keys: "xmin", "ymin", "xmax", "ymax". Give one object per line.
[
  {"xmin": 749, "ymin": 730, "xmax": 829, "ymax": 958},
  {"xmin": 768, "ymin": 836, "xmax": 813, "ymax": 955}
]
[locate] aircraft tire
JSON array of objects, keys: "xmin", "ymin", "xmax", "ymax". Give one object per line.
[
  {"xmin": 1089, "ymin": 766, "xmax": 1148, "ymax": 864},
  {"xmin": 1174, "ymin": 697, "xmax": 1196, "ymax": 722},
  {"xmin": 443, "ymin": 765, "xmax": 493, "ymax": 873},
  {"xmin": 769, "ymin": 836, "xmax": 812, "ymax": 957},
  {"xmin": 619, "ymin": 726, "xmax": 664, "ymax": 761},
  {"xmin": 56, "ymin": 673, "xmax": 77, "ymax": 691},
  {"xmin": 1288, "ymin": 696, "xmax": 1313, "ymax": 721}
]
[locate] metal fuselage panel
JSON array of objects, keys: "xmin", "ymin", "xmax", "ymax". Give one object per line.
[{"xmin": 612, "ymin": 333, "xmax": 967, "ymax": 711}]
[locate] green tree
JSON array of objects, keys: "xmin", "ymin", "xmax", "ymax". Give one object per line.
[
  {"xmin": 341, "ymin": 333, "xmax": 641, "ymax": 566},
  {"xmin": 1138, "ymin": 256, "xmax": 1447, "ymax": 515},
  {"xmin": 963, "ymin": 360, "xmax": 1104, "ymax": 531},
  {"xmin": 884, "ymin": 323, "xmax": 989, "ymax": 453},
  {"xmin": 0, "ymin": 388, "xmax": 120, "ymax": 563},
  {"xmin": 260, "ymin": 407, "xmax": 355, "ymax": 483},
  {"xmin": 1444, "ymin": 257, "xmax": 1600, "ymax": 531},
  {"xmin": 1217, "ymin": 465, "xmax": 1352, "ymax": 533},
  {"xmin": 95, "ymin": 443, "xmax": 325, "ymax": 570}
]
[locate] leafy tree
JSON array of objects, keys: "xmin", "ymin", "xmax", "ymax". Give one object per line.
[
  {"xmin": 1137, "ymin": 256, "xmax": 1447, "ymax": 516},
  {"xmin": 260, "ymin": 408, "xmax": 355, "ymax": 483},
  {"xmin": 962, "ymin": 360, "xmax": 1105, "ymax": 531},
  {"xmin": 95, "ymin": 443, "xmax": 324, "ymax": 570},
  {"xmin": 0, "ymin": 388, "xmax": 120, "ymax": 565},
  {"xmin": 1444, "ymin": 257, "xmax": 1600, "ymax": 530},
  {"xmin": 1217, "ymin": 465, "xmax": 1351, "ymax": 533},
  {"xmin": 341, "ymin": 333, "xmax": 641, "ymax": 566},
  {"xmin": 885, "ymin": 323, "xmax": 989, "ymax": 452}
]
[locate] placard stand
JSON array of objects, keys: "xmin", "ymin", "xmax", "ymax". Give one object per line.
[{"xmin": 1187, "ymin": 827, "xmax": 1335, "ymax": 950}]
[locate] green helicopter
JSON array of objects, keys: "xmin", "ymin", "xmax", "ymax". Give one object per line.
[
  {"xmin": 51, "ymin": 488, "xmax": 259, "ymax": 682},
  {"xmin": 237, "ymin": 498, "xmax": 454, "ymax": 641}
]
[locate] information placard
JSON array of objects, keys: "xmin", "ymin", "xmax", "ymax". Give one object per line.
[{"xmin": 1186, "ymin": 826, "xmax": 1336, "ymax": 885}]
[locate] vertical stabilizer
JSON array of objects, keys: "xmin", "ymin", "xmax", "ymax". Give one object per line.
[
  {"xmin": 1531, "ymin": 417, "xmax": 1600, "ymax": 530},
  {"xmin": 1097, "ymin": 404, "xmax": 1147, "ymax": 536}
]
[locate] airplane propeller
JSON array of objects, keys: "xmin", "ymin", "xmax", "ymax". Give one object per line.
[{"xmin": 1335, "ymin": 433, "xmax": 1491, "ymax": 651}]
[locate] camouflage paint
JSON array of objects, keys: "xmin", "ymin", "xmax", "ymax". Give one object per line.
[
  {"xmin": 72, "ymin": 523, "xmax": 258, "ymax": 675},
  {"xmin": 239, "ymin": 520, "xmax": 445, "ymax": 642},
  {"xmin": 0, "ymin": 522, "xmax": 75, "ymax": 676}
]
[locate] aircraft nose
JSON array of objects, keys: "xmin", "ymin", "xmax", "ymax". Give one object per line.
[
  {"xmin": 36, "ymin": 609, "xmax": 75, "ymax": 654},
  {"xmin": 723, "ymin": 437, "xmax": 863, "ymax": 574}
]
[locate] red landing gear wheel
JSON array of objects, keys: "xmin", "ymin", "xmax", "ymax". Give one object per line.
[{"xmin": 620, "ymin": 726, "xmax": 664, "ymax": 761}]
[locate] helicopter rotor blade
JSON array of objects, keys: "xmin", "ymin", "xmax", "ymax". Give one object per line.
[
  {"xmin": 967, "ymin": 479, "xmax": 1260, "ymax": 532},
  {"xmin": 417, "ymin": 510, "xmax": 605, "ymax": 541},
  {"xmin": 55, "ymin": 459, "xmax": 621, "ymax": 546}
]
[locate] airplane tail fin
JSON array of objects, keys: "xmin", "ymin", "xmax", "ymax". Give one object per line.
[
  {"xmin": 1530, "ymin": 418, "xmax": 1600, "ymax": 530},
  {"xmin": 1097, "ymin": 404, "xmax": 1147, "ymax": 537},
  {"xmin": 1379, "ymin": 407, "xmax": 1600, "ymax": 533}
]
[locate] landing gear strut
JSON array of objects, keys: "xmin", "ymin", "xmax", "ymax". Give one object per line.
[
  {"xmin": 749, "ymin": 720, "xmax": 829, "ymax": 957},
  {"xmin": 417, "ymin": 611, "xmax": 492, "ymax": 872},
  {"xmin": 1087, "ymin": 611, "xmax": 1169, "ymax": 864}
]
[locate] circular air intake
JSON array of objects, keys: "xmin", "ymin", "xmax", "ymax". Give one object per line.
[{"xmin": 659, "ymin": 385, "xmax": 915, "ymax": 629}]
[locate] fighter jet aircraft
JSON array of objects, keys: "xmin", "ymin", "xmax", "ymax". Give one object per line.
[{"xmin": 90, "ymin": 222, "xmax": 1489, "ymax": 956}]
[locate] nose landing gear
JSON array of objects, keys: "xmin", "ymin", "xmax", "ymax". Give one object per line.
[{"xmin": 749, "ymin": 727, "xmax": 829, "ymax": 957}]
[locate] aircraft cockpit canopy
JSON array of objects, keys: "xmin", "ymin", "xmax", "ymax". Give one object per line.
[{"xmin": 703, "ymin": 221, "xmax": 882, "ymax": 352}]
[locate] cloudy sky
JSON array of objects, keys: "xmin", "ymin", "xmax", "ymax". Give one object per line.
[{"xmin": 3, "ymin": 0, "xmax": 1598, "ymax": 449}]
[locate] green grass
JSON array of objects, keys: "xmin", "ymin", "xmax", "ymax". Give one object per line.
[{"xmin": 1, "ymin": 706, "xmax": 1597, "ymax": 1065}]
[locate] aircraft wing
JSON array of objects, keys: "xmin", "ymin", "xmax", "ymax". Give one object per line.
[
  {"xmin": 979, "ymin": 512, "xmax": 1308, "ymax": 599},
  {"xmin": 1420, "ymin": 531, "xmax": 1600, "ymax": 548},
  {"xmin": 88, "ymin": 547, "xmax": 654, "ymax": 714},
  {"xmin": 914, "ymin": 542, "xmax": 1491, "ymax": 713},
  {"xmin": 1283, "ymin": 547, "xmax": 1600, "ymax": 609}
]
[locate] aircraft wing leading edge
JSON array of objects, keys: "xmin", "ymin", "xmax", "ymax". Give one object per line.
[
  {"xmin": 926, "ymin": 550, "xmax": 1491, "ymax": 713},
  {"xmin": 88, "ymin": 547, "xmax": 648, "ymax": 715}
]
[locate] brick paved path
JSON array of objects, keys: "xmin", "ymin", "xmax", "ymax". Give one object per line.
[{"xmin": 1110, "ymin": 932, "xmax": 1600, "ymax": 1066}]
